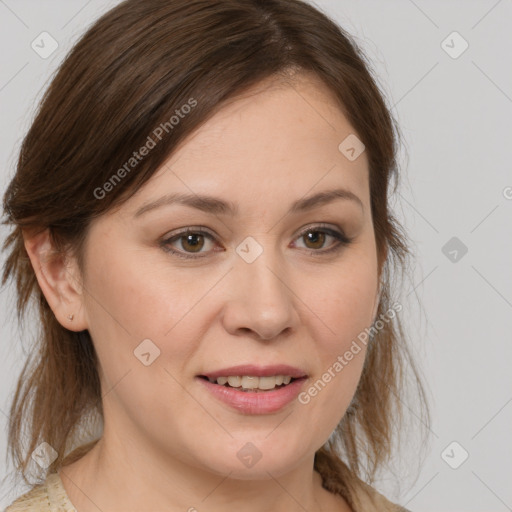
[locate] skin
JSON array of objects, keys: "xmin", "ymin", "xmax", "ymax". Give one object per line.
[{"xmin": 24, "ymin": 71, "xmax": 384, "ymax": 512}]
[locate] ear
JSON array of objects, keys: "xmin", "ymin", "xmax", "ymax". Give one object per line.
[{"xmin": 22, "ymin": 228, "xmax": 88, "ymax": 332}]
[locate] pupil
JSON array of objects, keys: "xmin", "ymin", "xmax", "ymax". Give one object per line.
[
  {"xmin": 183, "ymin": 234, "xmax": 204, "ymax": 252},
  {"xmin": 305, "ymin": 231, "xmax": 324, "ymax": 249}
]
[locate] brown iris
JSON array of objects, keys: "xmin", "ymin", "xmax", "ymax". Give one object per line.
[
  {"xmin": 180, "ymin": 233, "xmax": 205, "ymax": 253},
  {"xmin": 302, "ymin": 230, "xmax": 326, "ymax": 250}
]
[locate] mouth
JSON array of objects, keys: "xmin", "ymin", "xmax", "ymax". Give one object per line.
[
  {"xmin": 197, "ymin": 374, "xmax": 306, "ymax": 392},
  {"xmin": 195, "ymin": 364, "xmax": 308, "ymax": 413}
]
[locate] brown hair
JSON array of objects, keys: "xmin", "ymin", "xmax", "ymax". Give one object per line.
[{"xmin": 2, "ymin": 0, "xmax": 430, "ymax": 507}]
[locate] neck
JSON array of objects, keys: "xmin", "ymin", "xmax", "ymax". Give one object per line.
[{"xmin": 59, "ymin": 428, "xmax": 351, "ymax": 511}]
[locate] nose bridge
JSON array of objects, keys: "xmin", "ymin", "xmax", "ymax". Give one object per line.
[{"xmin": 222, "ymin": 235, "xmax": 298, "ymax": 339}]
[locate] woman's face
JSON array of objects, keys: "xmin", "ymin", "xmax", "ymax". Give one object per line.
[{"xmin": 77, "ymin": 72, "xmax": 381, "ymax": 478}]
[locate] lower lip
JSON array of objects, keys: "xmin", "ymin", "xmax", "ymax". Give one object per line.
[{"xmin": 196, "ymin": 377, "xmax": 307, "ymax": 414}]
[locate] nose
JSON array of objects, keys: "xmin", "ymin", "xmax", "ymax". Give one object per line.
[{"xmin": 221, "ymin": 247, "xmax": 300, "ymax": 341}]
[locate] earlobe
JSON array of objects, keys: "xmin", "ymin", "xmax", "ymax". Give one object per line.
[{"xmin": 22, "ymin": 228, "xmax": 88, "ymax": 331}]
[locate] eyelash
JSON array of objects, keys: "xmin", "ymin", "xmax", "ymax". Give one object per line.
[{"xmin": 160, "ymin": 224, "xmax": 355, "ymax": 260}]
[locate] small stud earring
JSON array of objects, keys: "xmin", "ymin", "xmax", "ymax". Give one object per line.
[{"xmin": 67, "ymin": 314, "xmax": 74, "ymax": 321}]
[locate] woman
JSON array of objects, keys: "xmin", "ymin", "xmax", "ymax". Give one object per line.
[{"xmin": 2, "ymin": 0, "xmax": 430, "ymax": 510}]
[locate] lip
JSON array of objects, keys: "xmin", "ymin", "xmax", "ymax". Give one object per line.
[
  {"xmin": 199, "ymin": 364, "xmax": 308, "ymax": 380},
  {"xmin": 196, "ymin": 375, "xmax": 308, "ymax": 414}
]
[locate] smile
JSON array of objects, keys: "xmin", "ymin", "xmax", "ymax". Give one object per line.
[
  {"xmin": 196, "ymin": 375, "xmax": 308, "ymax": 414},
  {"xmin": 205, "ymin": 375, "xmax": 294, "ymax": 391}
]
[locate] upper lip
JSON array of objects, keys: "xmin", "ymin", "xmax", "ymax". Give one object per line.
[{"xmin": 199, "ymin": 364, "xmax": 308, "ymax": 380}]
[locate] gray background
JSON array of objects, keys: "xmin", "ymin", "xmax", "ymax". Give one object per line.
[{"xmin": 1, "ymin": 1, "xmax": 511, "ymax": 510}]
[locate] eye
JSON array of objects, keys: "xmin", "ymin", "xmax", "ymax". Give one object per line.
[
  {"xmin": 160, "ymin": 226, "xmax": 218, "ymax": 260},
  {"xmin": 292, "ymin": 224, "xmax": 354, "ymax": 255}
]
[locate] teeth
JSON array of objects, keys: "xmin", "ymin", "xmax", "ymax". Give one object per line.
[
  {"xmin": 227, "ymin": 376, "xmax": 241, "ymax": 387},
  {"xmin": 208, "ymin": 375, "xmax": 295, "ymax": 390},
  {"xmin": 241, "ymin": 376, "xmax": 259, "ymax": 389},
  {"xmin": 258, "ymin": 376, "xmax": 277, "ymax": 390}
]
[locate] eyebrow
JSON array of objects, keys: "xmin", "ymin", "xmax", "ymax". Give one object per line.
[{"xmin": 133, "ymin": 187, "xmax": 364, "ymax": 218}]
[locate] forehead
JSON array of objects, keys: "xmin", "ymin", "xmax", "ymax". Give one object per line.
[
  {"xmin": 178, "ymin": 71, "xmax": 361, "ymax": 157},
  {"xmin": 127, "ymin": 71, "xmax": 369, "ymax": 215}
]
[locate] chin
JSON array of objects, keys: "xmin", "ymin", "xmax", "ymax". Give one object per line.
[{"xmin": 193, "ymin": 442, "xmax": 309, "ymax": 480}]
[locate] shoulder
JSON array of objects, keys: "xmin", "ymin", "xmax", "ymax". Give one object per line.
[
  {"xmin": 4, "ymin": 480, "xmax": 50, "ymax": 512},
  {"xmin": 4, "ymin": 472, "xmax": 76, "ymax": 512},
  {"xmin": 353, "ymin": 478, "xmax": 412, "ymax": 512}
]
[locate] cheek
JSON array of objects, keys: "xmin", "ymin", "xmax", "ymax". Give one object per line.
[
  {"xmin": 85, "ymin": 238, "xmax": 205, "ymax": 329},
  {"xmin": 298, "ymin": 311, "xmax": 369, "ymax": 436},
  {"xmin": 304, "ymin": 265, "xmax": 377, "ymax": 351},
  {"xmin": 81, "ymin": 243, "xmax": 210, "ymax": 380},
  {"xmin": 80, "ymin": 247, "xmax": 209, "ymax": 440},
  {"xmin": 295, "ymin": 262, "xmax": 376, "ymax": 419}
]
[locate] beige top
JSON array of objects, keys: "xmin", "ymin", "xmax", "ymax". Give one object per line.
[
  {"xmin": 5, "ymin": 471, "xmax": 410, "ymax": 511},
  {"xmin": 5, "ymin": 472, "xmax": 77, "ymax": 512}
]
